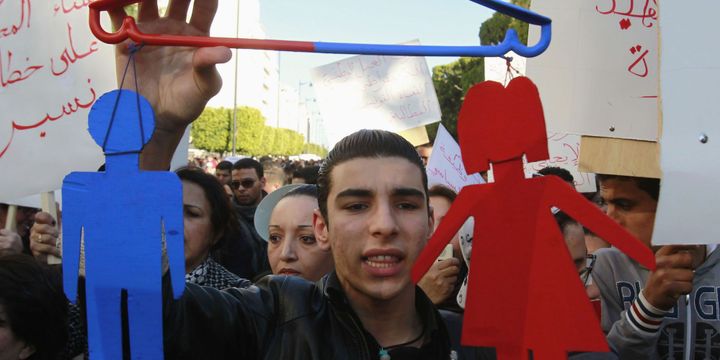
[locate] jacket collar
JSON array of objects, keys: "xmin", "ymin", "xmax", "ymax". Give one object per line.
[{"xmin": 320, "ymin": 271, "xmax": 442, "ymax": 337}]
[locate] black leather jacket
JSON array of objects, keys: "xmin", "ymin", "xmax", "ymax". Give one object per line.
[{"xmin": 163, "ymin": 271, "xmax": 452, "ymax": 359}]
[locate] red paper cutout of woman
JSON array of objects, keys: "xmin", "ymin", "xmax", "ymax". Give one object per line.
[{"xmin": 412, "ymin": 77, "xmax": 656, "ymax": 360}]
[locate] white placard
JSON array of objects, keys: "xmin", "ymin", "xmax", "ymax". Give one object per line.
[
  {"xmin": 426, "ymin": 124, "xmax": 484, "ymax": 193},
  {"xmin": 653, "ymin": 1, "xmax": 719, "ymax": 245},
  {"xmin": 484, "ymin": 51, "xmax": 526, "ymax": 85},
  {"xmin": 524, "ymin": 133, "xmax": 597, "ymax": 193},
  {"xmin": 0, "ymin": 1, "xmax": 115, "ymax": 202},
  {"xmin": 311, "ymin": 40, "xmax": 441, "ymax": 148},
  {"xmin": 527, "ymin": 0, "xmax": 659, "ymax": 141}
]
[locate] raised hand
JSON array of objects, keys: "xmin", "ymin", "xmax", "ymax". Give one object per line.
[{"xmin": 108, "ymin": 0, "xmax": 231, "ymax": 169}]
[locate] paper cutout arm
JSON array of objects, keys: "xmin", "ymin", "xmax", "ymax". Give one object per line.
[
  {"xmin": 546, "ymin": 177, "xmax": 656, "ymax": 270},
  {"xmin": 412, "ymin": 186, "xmax": 488, "ymax": 283},
  {"xmin": 89, "ymin": 0, "xmax": 551, "ymax": 58},
  {"xmin": 158, "ymin": 176, "xmax": 185, "ymax": 299},
  {"xmin": 61, "ymin": 173, "xmax": 87, "ymax": 303}
]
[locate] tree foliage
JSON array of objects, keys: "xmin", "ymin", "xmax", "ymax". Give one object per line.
[
  {"xmin": 427, "ymin": 0, "xmax": 531, "ymax": 141},
  {"xmin": 429, "ymin": 57, "xmax": 485, "ymax": 139},
  {"xmin": 479, "ymin": 0, "xmax": 531, "ymax": 46},
  {"xmin": 191, "ymin": 106, "xmax": 328, "ymax": 157}
]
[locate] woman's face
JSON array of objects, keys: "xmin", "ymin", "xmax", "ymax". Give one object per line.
[
  {"xmin": 267, "ymin": 195, "xmax": 333, "ymax": 282},
  {"xmin": 0, "ymin": 305, "xmax": 33, "ymax": 360},
  {"xmin": 183, "ymin": 181, "xmax": 215, "ymax": 273}
]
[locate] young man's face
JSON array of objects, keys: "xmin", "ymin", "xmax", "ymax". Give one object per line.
[
  {"xmin": 231, "ymin": 168, "xmax": 265, "ymax": 206},
  {"xmin": 215, "ymin": 169, "xmax": 231, "ymax": 186},
  {"xmin": 599, "ymin": 178, "xmax": 657, "ymax": 248},
  {"xmin": 315, "ymin": 157, "xmax": 433, "ymax": 302}
]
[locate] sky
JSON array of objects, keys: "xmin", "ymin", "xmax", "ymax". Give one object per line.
[{"xmin": 259, "ymin": 0, "xmax": 495, "ymax": 89}]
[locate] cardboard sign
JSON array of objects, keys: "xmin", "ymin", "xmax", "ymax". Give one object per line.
[
  {"xmin": 653, "ymin": 1, "xmax": 720, "ymax": 245},
  {"xmin": 527, "ymin": 0, "xmax": 659, "ymax": 141},
  {"xmin": 0, "ymin": 1, "xmax": 115, "ymax": 202},
  {"xmin": 525, "ymin": 133, "xmax": 597, "ymax": 193},
  {"xmin": 426, "ymin": 124, "xmax": 484, "ymax": 193},
  {"xmin": 311, "ymin": 40, "xmax": 441, "ymax": 148}
]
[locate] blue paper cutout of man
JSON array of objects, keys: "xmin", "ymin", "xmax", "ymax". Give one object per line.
[{"xmin": 62, "ymin": 89, "xmax": 185, "ymax": 360}]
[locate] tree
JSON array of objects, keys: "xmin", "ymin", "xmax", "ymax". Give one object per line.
[
  {"xmin": 479, "ymin": 0, "xmax": 531, "ymax": 46},
  {"xmin": 191, "ymin": 107, "xmax": 232, "ymax": 153},
  {"xmin": 430, "ymin": 57, "xmax": 485, "ymax": 139},
  {"xmin": 235, "ymin": 106, "xmax": 266, "ymax": 156}
]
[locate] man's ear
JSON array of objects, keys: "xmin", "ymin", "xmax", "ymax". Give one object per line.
[
  {"xmin": 18, "ymin": 343, "xmax": 35, "ymax": 360},
  {"xmin": 260, "ymin": 176, "xmax": 267, "ymax": 188},
  {"xmin": 313, "ymin": 209, "xmax": 331, "ymax": 251},
  {"xmin": 426, "ymin": 205, "xmax": 435, "ymax": 240}
]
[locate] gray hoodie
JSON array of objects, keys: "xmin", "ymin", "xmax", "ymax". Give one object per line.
[{"xmin": 593, "ymin": 247, "xmax": 720, "ymax": 359}]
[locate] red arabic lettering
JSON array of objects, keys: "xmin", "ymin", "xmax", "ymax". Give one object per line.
[
  {"xmin": 53, "ymin": 0, "xmax": 89, "ymax": 15},
  {"xmin": 595, "ymin": 0, "xmax": 657, "ymax": 28},
  {"xmin": 50, "ymin": 23, "xmax": 100, "ymax": 76},
  {"xmin": 427, "ymin": 167, "xmax": 459, "ymax": 193},
  {"xmin": 0, "ymin": 50, "xmax": 43, "ymax": 88},
  {"xmin": 0, "ymin": 0, "xmax": 31, "ymax": 40},
  {"xmin": 0, "ymin": 81, "xmax": 97, "ymax": 158},
  {"xmin": 628, "ymin": 45, "xmax": 649, "ymax": 78}
]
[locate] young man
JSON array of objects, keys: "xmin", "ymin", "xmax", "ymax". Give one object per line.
[
  {"xmin": 231, "ymin": 158, "xmax": 266, "ymax": 207},
  {"xmin": 593, "ymin": 174, "xmax": 718, "ymax": 359},
  {"xmin": 160, "ymin": 129, "xmax": 462, "ymax": 359},
  {"xmin": 106, "ymin": 5, "xmax": 463, "ymax": 356},
  {"xmin": 214, "ymin": 160, "xmax": 233, "ymax": 186}
]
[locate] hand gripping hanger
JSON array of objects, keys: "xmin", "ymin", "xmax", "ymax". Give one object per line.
[{"xmin": 89, "ymin": 0, "xmax": 551, "ymax": 58}]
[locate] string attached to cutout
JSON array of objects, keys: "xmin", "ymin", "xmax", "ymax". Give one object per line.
[
  {"xmin": 101, "ymin": 43, "xmax": 146, "ymax": 155},
  {"xmin": 503, "ymin": 56, "xmax": 521, "ymax": 86}
]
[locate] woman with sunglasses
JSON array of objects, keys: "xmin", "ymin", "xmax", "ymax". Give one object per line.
[{"xmin": 254, "ymin": 184, "xmax": 334, "ymax": 282}]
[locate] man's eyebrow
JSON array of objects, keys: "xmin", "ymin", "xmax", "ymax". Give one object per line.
[
  {"xmin": 392, "ymin": 187, "xmax": 425, "ymax": 199},
  {"xmin": 335, "ymin": 188, "xmax": 373, "ymax": 199}
]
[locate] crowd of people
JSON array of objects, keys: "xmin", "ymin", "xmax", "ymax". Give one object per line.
[{"xmin": 1, "ymin": 1, "xmax": 717, "ymax": 359}]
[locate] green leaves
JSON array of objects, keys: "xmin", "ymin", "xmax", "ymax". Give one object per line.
[{"xmin": 190, "ymin": 106, "xmax": 327, "ymax": 157}]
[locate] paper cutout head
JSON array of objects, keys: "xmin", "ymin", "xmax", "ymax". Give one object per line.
[
  {"xmin": 457, "ymin": 77, "xmax": 549, "ymax": 174},
  {"xmin": 88, "ymin": 89, "xmax": 155, "ymax": 155}
]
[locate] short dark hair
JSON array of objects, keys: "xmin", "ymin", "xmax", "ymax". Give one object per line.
[
  {"xmin": 232, "ymin": 158, "xmax": 264, "ymax": 178},
  {"xmin": 596, "ymin": 174, "xmax": 660, "ymax": 201},
  {"xmin": 0, "ymin": 254, "xmax": 68, "ymax": 360},
  {"xmin": 283, "ymin": 184, "xmax": 319, "ymax": 200},
  {"xmin": 176, "ymin": 167, "xmax": 239, "ymax": 255},
  {"xmin": 428, "ymin": 184, "xmax": 457, "ymax": 203},
  {"xmin": 293, "ymin": 166, "xmax": 320, "ymax": 185},
  {"xmin": 538, "ymin": 166, "xmax": 574, "ymax": 184},
  {"xmin": 216, "ymin": 160, "xmax": 233, "ymax": 172},
  {"xmin": 317, "ymin": 129, "xmax": 428, "ymax": 223}
]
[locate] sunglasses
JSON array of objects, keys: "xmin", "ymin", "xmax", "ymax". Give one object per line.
[{"xmin": 231, "ymin": 179, "xmax": 256, "ymax": 189}]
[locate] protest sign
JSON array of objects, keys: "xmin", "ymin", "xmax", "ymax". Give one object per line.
[
  {"xmin": 0, "ymin": 1, "xmax": 115, "ymax": 202},
  {"xmin": 311, "ymin": 40, "xmax": 441, "ymax": 148},
  {"xmin": 527, "ymin": 0, "xmax": 659, "ymax": 141},
  {"xmin": 653, "ymin": 1, "xmax": 720, "ymax": 245},
  {"xmin": 525, "ymin": 133, "xmax": 597, "ymax": 193},
  {"xmin": 426, "ymin": 124, "xmax": 484, "ymax": 193}
]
